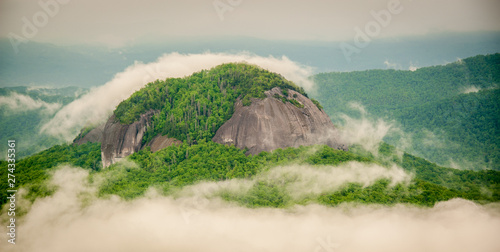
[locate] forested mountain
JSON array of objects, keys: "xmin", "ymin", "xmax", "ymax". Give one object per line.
[
  {"xmin": 1, "ymin": 63, "xmax": 499, "ymax": 211},
  {"xmin": 113, "ymin": 63, "xmax": 310, "ymax": 144},
  {"xmin": 91, "ymin": 63, "xmax": 339, "ymax": 167},
  {"xmin": 0, "ymin": 86, "xmax": 87, "ymax": 159},
  {"xmin": 313, "ymin": 54, "xmax": 500, "ymax": 170}
]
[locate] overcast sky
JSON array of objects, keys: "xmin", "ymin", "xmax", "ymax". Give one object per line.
[{"xmin": 1, "ymin": 0, "xmax": 500, "ymax": 47}]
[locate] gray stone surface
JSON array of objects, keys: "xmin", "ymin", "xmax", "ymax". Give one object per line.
[
  {"xmin": 73, "ymin": 124, "xmax": 105, "ymax": 145},
  {"xmin": 143, "ymin": 134, "xmax": 182, "ymax": 152},
  {"xmin": 212, "ymin": 87, "xmax": 347, "ymax": 155},
  {"xmin": 101, "ymin": 111, "xmax": 156, "ymax": 168}
]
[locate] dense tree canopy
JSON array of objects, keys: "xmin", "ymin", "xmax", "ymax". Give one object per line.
[
  {"xmin": 0, "ymin": 86, "xmax": 86, "ymax": 159},
  {"xmin": 313, "ymin": 53, "xmax": 500, "ymax": 170},
  {"xmin": 114, "ymin": 63, "xmax": 307, "ymax": 144},
  {"xmin": 3, "ymin": 141, "xmax": 499, "ymax": 209}
]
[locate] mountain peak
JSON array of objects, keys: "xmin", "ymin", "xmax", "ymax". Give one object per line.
[{"xmin": 77, "ymin": 63, "xmax": 345, "ymax": 167}]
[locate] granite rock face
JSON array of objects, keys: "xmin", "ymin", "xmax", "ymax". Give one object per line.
[
  {"xmin": 76, "ymin": 110, "xmax": 182, "ymax": 168},
  {"xmin": 101, "ymin": 111, "xmax": 156, "ymax": 168},
  {"xmin": 212, "ymin": 87, "xmax": 347, "ymax": 155},
  {"xmin": 143, "ymin": 134, "xmax": 182, "ymax": 152},
  {"xmin": 73, "ymin": 124, "xmax": 105, "ymax": 145}
]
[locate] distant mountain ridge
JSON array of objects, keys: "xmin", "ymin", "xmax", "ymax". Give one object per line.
[
  {"xmin": 313, "ymin": 53, "xmax": 500, "ymax": 170},
  {"xmin": 2, "ymin": 32, "xmax": 500, "ymax": 87},
  {"xmin": 0, "ymin": 86, "xmax": 87, "ymax": 159}
]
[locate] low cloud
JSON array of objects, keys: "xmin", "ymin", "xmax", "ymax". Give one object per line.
[
  {"xmin": 174, "ymin": 161, "xmax": 411, "ymax": 204},
  {"xmin": 420, "ymin": 129, "xmax": 447, "ymax": 148},
  {"xmin": 2, "ymin": 166, "xmax": 500, "ymax": 252},
  {"xmin": 461, "ymin": 85, "xmax": 481, "ymax": 94},
  {"xmin": 334, "ymin": 102, "xmax": 416, "ymax": 160},
  {"xmin": 264, "ymin": 163, "xmax": 410, "ymax": 199},
  {"xmin": 41, "ymin": 52, "xmax": 314, "ymax": 141},
  {"xmin": 383, "ymin": 60, "xmax": 401, "ymax": 70},
  {"xmin": 338, "ymin": 103, "xmax": 394, "ymax": 155},
  {"xmin": 0, "ymin": 92, "xmax": 62, "ymax": 114},
  {"xmin": 409, "ymin": 62, "xmax": 419, "ymax": 72}
]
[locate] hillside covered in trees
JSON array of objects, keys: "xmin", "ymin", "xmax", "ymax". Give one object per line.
[
  {"xmin": 113, "ymin": 63, "xmax": 315, "ymax": 145},
  {"xmin": 1, "ymin": 63, "xmax": 499, "ymax": 211},
  {"xmin": 0, "ymin": 86, "xmax": 87, "ymax": 159},
  {"xmin": 1, "ymin": 140, "xmax": 498, "ymax": 210},
  {"xmin": 313, "ymin": 54, "xmax": 500, "ymax": 170}
]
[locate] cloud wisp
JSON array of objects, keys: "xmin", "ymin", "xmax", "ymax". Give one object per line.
[
  {"xmin": 337, "ymin": 102, "xmax": 395, "ymax": 156},
  {"xmin": 178, "ymin": 162, "xmax": 411, "ymax": 202},
  {"xmin": 461, "ymin": 85, "xmax": 482, "ymax": 94},
  {"xmin": 0, "ymin": 92, "xmax": 62, "ymax": 114}
]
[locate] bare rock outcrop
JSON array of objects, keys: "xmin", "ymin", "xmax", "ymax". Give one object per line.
[
  {"xmin": 75, "ymin": 110, "xmax": 182, "ymax": 168},
  {"xmin": 212, "ymin": 87, "xmax": 346, "ymax": 155},
  {"xmin": 73, "ymin": 124, "xmax": 105, "ymax": 145},
  {"xmin": 101, "ymin": 111, "xmax": 156, "ymax": 167},
  {"xmin": 143, "ymin": 134, "xmax": 182, "ymax": 152}
]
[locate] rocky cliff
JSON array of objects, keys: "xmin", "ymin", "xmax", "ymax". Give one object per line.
[
  {"xmin": 100, "ymin": 111, "xmax": 156, "ymax": 167},
  {"xmin": 82, "ymin": 110, "xmax": 181, "ymax": 168},
  {"xmin": 73, "ymin": 124, "xmax": 105, "ymax": 145},
  {"xmin": 144, "ymin": 134, "xmax": 182, "ymax": 153},
  {"xmin": 212, "ymin": 87, "xmax": 347, "ymax": 155}
]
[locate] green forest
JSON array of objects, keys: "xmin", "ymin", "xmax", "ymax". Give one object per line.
[
  {"xmin": 313, "ymin": 53, "xmax": 500, "ymax": 170},
  {"xmin": 1, "ymin": 62, "xmax": 499, "ymax": 211},
  {"xmin": 114, "ymin": 63, "xmax": 308, "ymax": 144},
  {"xmin": 1, "ymin": 141, "xmax": 498, "ymax": 210},
  {"xmin": 0, "ymin": 86, "xmax": 87, "ymax": 159}
]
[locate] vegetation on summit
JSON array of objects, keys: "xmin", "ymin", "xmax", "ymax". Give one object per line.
[{"xmin": 114, "ymin": 63, "xmax": 307, "ymax": 144}]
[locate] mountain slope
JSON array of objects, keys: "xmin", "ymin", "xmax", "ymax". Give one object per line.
[
  {"xmin": 0, "ymin": 86, "xmax": 88, "ymax": 159},
  {"xmin": 93, "ymin": 63, "xmax": 343, "ymax": 166},
  {"xmin": 313, "ymin": 53, "xmax": 500, "ymax": 170},
  {"xmin": 392, "ymin": 88, "xmax": 499, "ymax": 169}
]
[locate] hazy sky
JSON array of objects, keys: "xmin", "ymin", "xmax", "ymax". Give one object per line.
[{"xmin": 1, "ymin": 0, "xmax": 500, "ymax": 47}]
